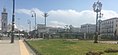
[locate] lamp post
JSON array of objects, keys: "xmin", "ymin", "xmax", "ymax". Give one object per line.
[
  {"xmin": 93, "ymin": 0, "xmax": 102, "ymax": 43},
  {"xmin": 17, "ymin": 18, "xmax": 20, "ymax": 40},
  {"xmin": 98, "ymin": 13, "xmax": 103, "ymax": 35},
  {"xmin": 98, "ymin": 13, "xmax": 103, "ymax": 41},
  {"xmin": 31, "ymin": 11, "xmax": 36, "ymax": 30},
  {"xmin": 27, "ymin": 19, "xmax": 31, "ymax": 33},
  {"xmin": 31, "ymin": 11, "xmax": 37, "ymax": 38},
  {"xmin": 11, "ymin": 0, "xmax": 15, "ymax": 43}
]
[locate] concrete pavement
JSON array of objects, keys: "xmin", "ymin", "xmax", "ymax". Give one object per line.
[
  {"xmin": 0, "ymin": 40, "xmax": 31, "ymax": 55},
  {"xmin": 0, "ymin": 40, "xmax": 20, "ymax": 55}
]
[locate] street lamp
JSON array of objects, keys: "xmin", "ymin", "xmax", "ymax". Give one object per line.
[
  {"xmin": 17, "ymin": 18, "xmax": 20, "ymax": 40},
  {"xmin": 98, "ymin": 13, "xmax": 103, "ymax": 35},
  {"xmin": 98, "ymin": 13, "xmax": 103, "ymax": 41},
  {"xmin": 93, "ymin": 0, "xmax": 102, "ymax": 43},
  {"xmin": 11, "ymin": 0, "xmax": 15, "ymax": 43},
  {"xmin": 27, "ymin": 19, "xmax": 31, "ymax": 33},
  {"xmin": 43, "ymin": 13, "xmax": 48, "ymax": 27},
  {"xmin": 31, "ymin": 11, "xmax": 37, "ymax": 38},
  {"xmin": 31, "ymin": 11, "xmax": 36, "ymax": 30}
]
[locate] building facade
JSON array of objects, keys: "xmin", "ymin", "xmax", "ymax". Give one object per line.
[
  {"xmin": 70, "ymin": 27, "xmax": 81, "ymax": 33},
  {"xmin": 37, "ymin": 24, "xmax": 47, "ymax": 38},
  {"xmin": 100, "ymin": 17, "xmax": 118, "ymax": 37},
  {"xmin": 80, "ymin": 24, "xmax": 96, "ymax": 33},
  {"xmin": 1, "ymin": 8, "xmax": 8, "ymax": 33}
]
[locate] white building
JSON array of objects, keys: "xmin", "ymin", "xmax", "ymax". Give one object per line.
[
  {"xmin": 7, "ymin": 24, "xmax": 19, "ymax": 32},
  {"xmin": 100, "ymin": 17, "xmax": 118, "ymax": 37},
  {"xmin": 70, "ymin": 27, "xmax": 81, "ymax": 33},
  {"xmin": 37, "ymin": 24, "xmax": 65, "ymax": 38},
  {"xmin": 37, "ymin": 24, "xmax": 47, "ymax": 33},
  {"xmin": 37, "ymin": 24, "xmax": 47, "ymax": 38},
  {"xmin": 80, "ymin": 24, "xmax": 96, "ymax": 33},
  {"xmin": 49, "ymin": 27, "xmax": 64, "ymax": 33},
  {"xmin": 1, "ymin": 8, "xmax": 8, "ymax": 33}
]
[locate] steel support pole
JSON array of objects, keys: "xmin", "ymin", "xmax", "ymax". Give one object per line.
[{"xmin": 11, "ymin": 0, "xmax": 15, "ymax": 43}]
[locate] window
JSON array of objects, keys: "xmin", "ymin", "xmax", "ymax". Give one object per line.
[
  {"xmin": 4, "ymin": 23, "xmax": 5, "ymax": 27},
  {"xmin": 116, "ymin": 20, "xmax": 118, "ymax": 22}
]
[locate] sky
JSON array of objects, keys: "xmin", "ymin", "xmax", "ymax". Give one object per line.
[{"xmin": 0, "ymin": 0, "xmax": 118, "ymax": 31}]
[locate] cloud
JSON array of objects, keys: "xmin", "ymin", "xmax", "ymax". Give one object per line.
[
  {"xmin": 16, "ymin": 8, "xmax": 118, "ymax": 28},
  {"xmin": 15, "ymin": 24, "xmax": 24, "ymax": 31},
  {"xmin": 102, "ymin": 10, "xmax": 118, "ymax": 20},
  {"xmin": 48, "ymin": 21, "xmax": 67, "ymax": 28},
  {"xmin": 16, "ymin": 8, "xmax": 44, "ymax": 18},
  {"xmin": 16, "ymin": 9, "xmax": 31, "ymax": 15}
]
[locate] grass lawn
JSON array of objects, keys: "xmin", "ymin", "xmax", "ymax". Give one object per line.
[{"xmin": 27, "ymin": 39, "xmax": 118, "ymax": 55}]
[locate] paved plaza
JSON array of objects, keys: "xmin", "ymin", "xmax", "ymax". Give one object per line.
[{"xmin": 0, "ymin": 40, "xmax": 31, "ymax": 55}]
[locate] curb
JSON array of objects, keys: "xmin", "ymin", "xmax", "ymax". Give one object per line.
[{"xmin": 24, "ymin": 40, "xmax": 42, "ymax": 55}]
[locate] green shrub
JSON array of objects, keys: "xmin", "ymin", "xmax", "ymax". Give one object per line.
[{"xmin": 104, "ymin": 48, "xmax": 118, "ymax": 53}]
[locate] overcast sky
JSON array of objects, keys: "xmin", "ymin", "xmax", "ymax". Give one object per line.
[{"xmin": 0, "ymin": 0, "xmax": 118, "ymax": 31}]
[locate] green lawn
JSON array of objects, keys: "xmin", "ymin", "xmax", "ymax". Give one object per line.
[{"xmin": 27, "ymin": 39, "xmax": 118, "ymax": 55}]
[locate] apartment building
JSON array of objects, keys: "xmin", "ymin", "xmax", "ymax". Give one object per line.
[
  {"xmin": 81, "ymin": 24, "xmax": 96, "ymax": 33},
  {"xmin": 100, "ymin": 17, "xmax": 118, "ymax": 37}
]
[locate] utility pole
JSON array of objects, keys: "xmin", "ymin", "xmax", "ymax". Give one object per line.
[
  {"xmin": 43, "ymin": 13, "xmax": 48, "ymax": 27},
  {"xmin": 11, "ymin": 0, "xmax": 15, "ymax": 43}
]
